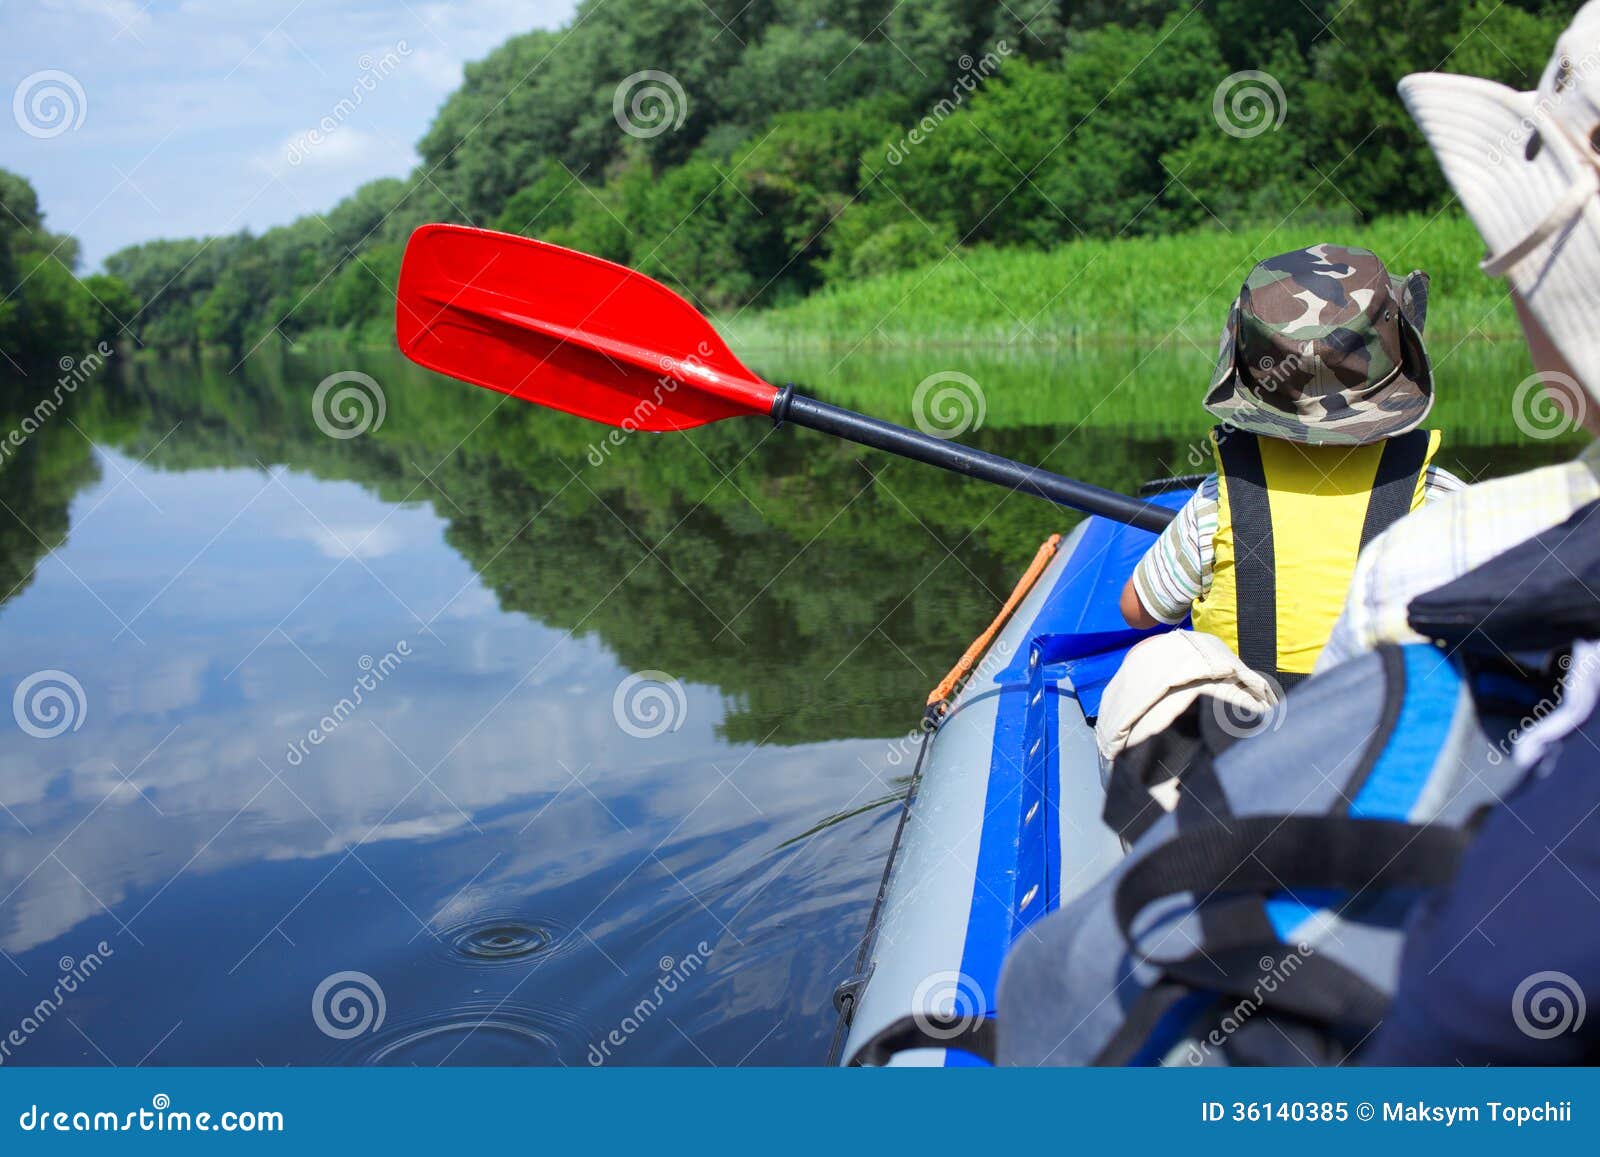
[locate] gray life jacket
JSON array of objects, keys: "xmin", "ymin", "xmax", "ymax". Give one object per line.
[{"xmin": 996, "ymin": 642, "xmax": 1528, "ymax": 1066}]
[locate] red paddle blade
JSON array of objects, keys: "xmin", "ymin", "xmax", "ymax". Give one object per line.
[{"xmin": 395, "ymin": 225, "xmax": 777, "ymax": 431}]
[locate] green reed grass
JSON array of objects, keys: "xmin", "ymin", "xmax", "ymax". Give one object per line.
[
  {"xmin": 746, "ymin": 336, "xmax": 1543, "ymax": 449},
  {"xmin": 722, "ymin": 212, "xmax": 1515, "ymax": 352}
]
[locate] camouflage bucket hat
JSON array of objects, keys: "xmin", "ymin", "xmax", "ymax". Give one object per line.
[{"xmin": 1203, "ymin": 244, "xmax": 1434, "ymax": 446}]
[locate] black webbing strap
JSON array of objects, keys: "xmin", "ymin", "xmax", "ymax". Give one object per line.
[
  {"xmin": 1216, "ymin": 430, "xmax": 1433, "ymax": 681},
  {"xmin": 1213, "ymin": 430, "xmax": 1278, "ymax": 679},
  {"xmin": 1220, "ymin": 1005, "xmax": 1356, "ymax": 1066},
  {"xmin": 1102, "ymin": 697, "xmax": 1246, "ymax": 845},
  {"xmin": 1093, "ymin": 951, "xmax": 1393, "ymax": 1065},
  {"xmin": 1102, "ymin": 755, "xmax": 1178, "ymax": 844},
  {"xmin": 1112, "ymin": 815, "xmax": 1471, "ymax": 951},
  {"xmin": 1359, "ymin": 429, "xmax": 1434, "ymax": 550},
  {"xmin": 1104, "ymin": 815, "xmax": 1469, "ymax": 1040},
  {"xmin": 1172, "ymin": 715, "xmax": 1237, "ymax": 826},
  {"xmin": 845, "ymin": 1013, "xmax": 997, "ymax": 1067},
  {"xmin": 1093, "ymin": 982, "xmax": 1209, "ymax": 1066},
  {"xmin": 1159, "ymin": 945, "xmax": 1394, "ymax": 1028},
  {"xmin": 1334, "ymin": 644, "xmax": 1408, "ymax": 813}
]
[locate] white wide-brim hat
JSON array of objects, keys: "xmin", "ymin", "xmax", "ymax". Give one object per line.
[{"xmin": 1400, "ymin": 1, "xmax": 1600, "ymax": 398}]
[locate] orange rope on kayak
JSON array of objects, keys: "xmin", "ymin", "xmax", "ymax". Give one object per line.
[{"xmin": 925, "ymin": 533, "xmax": 1062, "ymax": 718}]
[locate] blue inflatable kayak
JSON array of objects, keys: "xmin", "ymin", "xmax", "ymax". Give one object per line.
[{"xmin": 837, "ymin": 485, "xmax": 1196, "ymax": 1066}]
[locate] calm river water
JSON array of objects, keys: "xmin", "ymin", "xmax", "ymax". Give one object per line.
[{"xmin": 0, "ymin": 338, "xmax": 1576, "ymax": 1064}]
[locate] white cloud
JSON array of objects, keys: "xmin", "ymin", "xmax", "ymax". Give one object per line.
[
  {"xmin": 67, "ymin": 0, "xmax": 152, "ymax": 32},
  {"xmin": 10, "ymin": 0, "xmax": 580, "ymax": 267},
  {"xmin": 253, "ymin": 126, "xmax": 396, "ymax": 181},
  {"xmin": 293, "ymin": 519, "xmax": 410, "ymax": 561},
  {"xmin": 405, "ymin": 46, "xmax": 472, "ymax": 94}
]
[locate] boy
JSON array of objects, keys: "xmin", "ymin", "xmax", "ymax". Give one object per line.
[{"xmin": 1119, "ymin": 245, "xmax": 1462, "ymax": 685}]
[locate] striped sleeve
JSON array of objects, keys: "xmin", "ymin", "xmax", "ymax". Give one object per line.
[
  {"xmin": 1422, "ymin": 465, "xmax": 1466, "ymax": 501},
  {"xmin": 1130, "ymin": 478, "xmax": 1216, "ymax": 625}
]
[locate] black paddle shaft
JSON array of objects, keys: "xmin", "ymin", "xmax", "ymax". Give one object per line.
[{"xmin": 773, "ymin": 390, "xmax": 1177, "ymax": 534}]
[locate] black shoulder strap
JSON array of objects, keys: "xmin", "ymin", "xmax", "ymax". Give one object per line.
[
  {"xmin": 1109, "ymin": 994, "xmax": 1356, "ymax": 1066},
  {"xmin": 1213, "ymin": 429, "xmax": 1278, "ymax": 680},
  {"xmin": 1111, "ymin": 815, "xmax": 1471, "ymax": 946},
  {"xmin": 1222, "ymin": 1009, "xmax": 1356, "ymax": 1066},
  {"xmin": 1098, "ymin": 817, "xmax": 1468, "ymax": 1046},
  {"xmin": 1359, "ymin": 429, "xmax": 1433, "ymax": 550},
  {"xmin": 1092, "ymin": 981, "xmax": 1205, "ymax": 1066},
  {"xmin": 1101, "ymin": 697, "xmax": 1250, "ymax": 844},
  {"xmin": 1101, "ymin": 704, "xmax": 1205, "ymax": 844}
]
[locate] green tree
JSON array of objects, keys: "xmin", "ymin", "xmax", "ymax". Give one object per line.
[
  {"xmin": 1302, "ymin": 0, "xmax": 1564, "ymax": 217},
  {"xmin": 0, "ymin": 169, "xmax": 137, "ymax": 364},
  {"xmin": 96, "ymin": 0, "xmax": 1575, "ymax": 347}
]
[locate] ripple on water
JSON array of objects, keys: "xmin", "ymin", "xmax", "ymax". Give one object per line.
[
  {"xmin": 434, "ymin": 914, "xmax": 574, "ymax": 967},
  {"xmin": 337, "ymin": 1000, "xmax": 594, "ymax": 1066}
]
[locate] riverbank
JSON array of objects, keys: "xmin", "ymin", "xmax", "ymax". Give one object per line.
[
  {"xmin": 718, "ymin": 212, "xmax": 1514, "ymax": 351},
  {"xmin": 177, "ymin": 213, "xmax": 1513, "ymax": 361}
]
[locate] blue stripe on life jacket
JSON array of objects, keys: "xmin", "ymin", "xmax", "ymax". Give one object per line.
[
  {"xmin": 1264, "ymin": 645, "xmax": 1462, "ymax": 940},
  {"xmin": 1128, "ymin": 990, "xmax": 1216, "ymax": 1066}
]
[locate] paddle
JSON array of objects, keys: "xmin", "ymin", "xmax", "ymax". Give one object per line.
[{"xmin": 394, "ymin": 224, "xmax": 1177, "ymax": 533}]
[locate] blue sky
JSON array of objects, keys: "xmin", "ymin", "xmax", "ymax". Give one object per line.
[{"xmin": 1, "ymin": 0, "xmax": 578, "ymax": 268}]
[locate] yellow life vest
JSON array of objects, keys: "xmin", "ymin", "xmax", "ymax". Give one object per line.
[{"xmin": 1191, "ymin": 427, "xmax": 1441, "ymax": 683}]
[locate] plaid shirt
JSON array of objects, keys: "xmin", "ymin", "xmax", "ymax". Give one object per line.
[
  {"xmin": 1132, "ymin": 466, "xmax": 1465, "ymax": 627},
  {"xmin": 1317, "ymin": 440, "xmax": 1600, "ymax": 672}
]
